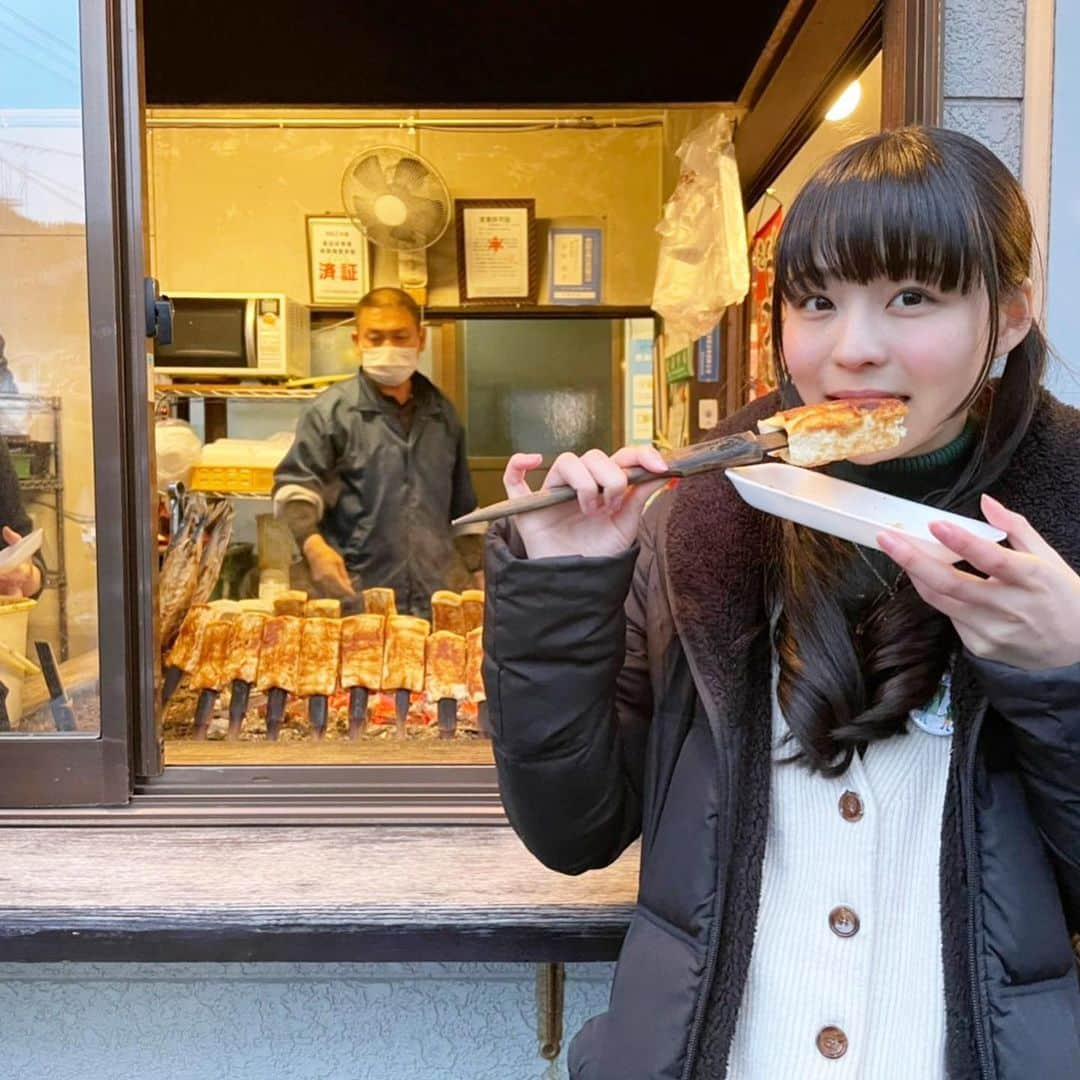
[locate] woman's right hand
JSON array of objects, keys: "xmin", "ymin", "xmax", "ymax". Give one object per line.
[{"xmin": 503, "ymin": 446, "xmax": 671, "ymax": 560}]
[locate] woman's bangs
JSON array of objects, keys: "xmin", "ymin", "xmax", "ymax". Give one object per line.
[{"xmin": 776, "ymin": 169, "xmax": 988, "ymax": 301}]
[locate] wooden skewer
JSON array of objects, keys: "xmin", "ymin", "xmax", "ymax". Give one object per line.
[
  {"xmin": 192, "ymin": 688, "xmax": 217, "ymax": 739},
  {"xmin": 394, "ymin": 689, "xmax": 410, "ymax": 737},
  {"xmin": 308, "ymin": 695, "xmax": 329, "ymax": 739},
  {"xmin": 266, "ymin": 686, "xmax": 288, "ymax": 741},
  {"xmin": 348, "ymin": 687, "xmax": 369, "ymax": 739},
  {"xmin": 228, "ymin": 679, "xmax": 251, "ymax": 739},
  {"xmin": 437, "ymin": 698, "xmax": 457, "ymax": 739}
]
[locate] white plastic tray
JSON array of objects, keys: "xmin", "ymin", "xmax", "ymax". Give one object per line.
[{"xmin": 725, "ymin": 463, "xmax": 1005, "ymax": 564}]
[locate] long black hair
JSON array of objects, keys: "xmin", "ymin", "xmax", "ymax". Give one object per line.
[{"xmin": 768, "ymin": 126, "xmax": 1047, "ymax": 775}]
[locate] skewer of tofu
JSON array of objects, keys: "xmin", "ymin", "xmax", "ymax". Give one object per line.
[
  {"xmin": 431, "ymin": 590, "xmax": 466, "ymax": 636},
  {"xmin": 272, "ymin": 590, "xmax": 308, "ymax": 617},
  {"xmin": 381, "ymin": 615, "xmax": 430, "ymax": 736},
  {"xmin": 362, "ymin": 587, "xmax": 397, "ymax": 617},
  {"xmin": 162, "ymin": 603, "xmax": 214, "ymax": 704},
  {"xmin": 304, "ymin": 598, "xmax": 342, "ymax": 619},
  {"xmin": 223, "ymin": 610, "xmax": 268, "ymax": 738},
  {"xmin": 254, "ymin": 614, "xmax": 302, "ymax": 740},
  {"xmin": 426, "ymin": 630, "xmax": 467, "ymax": 739},
  {"xmin": 465, "ymin": 626, "xmax": 490, "ymax": 737},
  {"xmin": 461, "ymin": 590, "xmax": 484, "ymax": 635},
  {"xmin": 340, "ymin": 613, "xmax": 386, "ymax": 739},
  {"xmin": 297, "ymin": 616, "xmax": 341, "ymax": 738},
  {"xmin": 190, "ymin": 608, "xmax": 242, "ymax": 739}
]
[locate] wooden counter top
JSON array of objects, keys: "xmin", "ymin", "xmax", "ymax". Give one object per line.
[{"xmin": 0, "ymin": 825, "xmax": 638, "ymax": 963}]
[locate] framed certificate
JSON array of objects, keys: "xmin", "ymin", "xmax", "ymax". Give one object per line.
[
  {"xmin": 306, "ymin": 215, "xmax": 371, "ymax": 307},
  {"xmin": 455, "ymin": 199, "xmax": 538, "ymax": 303},
  {"xmin": 548, "ymin": 227, "xmax": 602, "ymax": 304}
]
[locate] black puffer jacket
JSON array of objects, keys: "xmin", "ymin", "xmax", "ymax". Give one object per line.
[{"xmin": 484, "ymin": 390, "xmax": 1080, "ymax": 1080}]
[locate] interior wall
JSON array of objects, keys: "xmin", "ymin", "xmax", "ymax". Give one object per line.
[{"xmin": 145, "ymin": 109, "xmax": 670, "ymax": 310}]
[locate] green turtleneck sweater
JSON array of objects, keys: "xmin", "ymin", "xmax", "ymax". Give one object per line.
[
  {"xmin": 825, "ymin": 418, "xmax": 979, "ymax": 502},
  {"xmin": 823, "ymin": 419, "xmax": 980, "ymax": 598}
]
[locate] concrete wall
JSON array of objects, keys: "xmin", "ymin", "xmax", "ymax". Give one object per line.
[{"xmin": 0, "ymin": 961, "xmax": 615, "ymax": 1080}]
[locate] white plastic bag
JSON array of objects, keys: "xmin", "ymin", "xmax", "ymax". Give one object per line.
[
  {"xmin": 154, "ymin": 418, "xmax": 202, "ymax": 490},
  {"xmin": 652, "ymin": 113, "xmax": 749, "ymax": 340}
]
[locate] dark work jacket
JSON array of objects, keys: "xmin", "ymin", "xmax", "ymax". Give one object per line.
[
  {"xmin": 484, "ymin": 389, "xmax": 1080, "ymax": 1080},
  {"xmin": 274, "ymin": 371, "xmax": 476, "ymax": 618}
]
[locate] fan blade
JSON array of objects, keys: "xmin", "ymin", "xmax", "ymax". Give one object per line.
[
  {"xmin": 395, "ymin": 196, "xmax": 448, "ymax": 247},
  {"xmin": 351, "ymin": 155, "xmax": 389, "ymax": 194},
  {"xmin": 392, "ymin": 155, "xmax": 431, "ymax": 193},
  {"xmin": 345, "ymin": 189, "xmax": 383, "ymax": 234}
]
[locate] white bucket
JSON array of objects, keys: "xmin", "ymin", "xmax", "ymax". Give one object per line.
[{"xmin": 0, "ymin": 598, "xmax": 36, "ymax": 726}]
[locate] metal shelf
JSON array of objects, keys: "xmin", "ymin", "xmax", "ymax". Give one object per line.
[
  {"xmin": 156, "ymin": 384, "xmax": 326, "ymax": 401},
  {"xmin": 18, "ymin": 476, "xmax": 61, "ymax": 492}
]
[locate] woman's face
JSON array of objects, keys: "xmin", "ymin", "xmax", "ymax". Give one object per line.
[{"xmin": 781, "ymin": 275, "xmax": 1027, "ymax": 462}]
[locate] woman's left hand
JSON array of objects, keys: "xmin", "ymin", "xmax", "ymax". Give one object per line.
[
  {"xmin": 0, "ymin": 526, "xmax": 40, "ymax": 599},
  {"xmin": 878, "ymin": 494, "xmax": 1080, "ymax": 671}
]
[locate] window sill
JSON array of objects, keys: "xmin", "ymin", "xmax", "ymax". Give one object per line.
[{"xmin": 0, "ymin": 825, "xmax": 638, "ymax": 963}]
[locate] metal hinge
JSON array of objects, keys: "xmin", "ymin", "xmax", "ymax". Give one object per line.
[{"xmin": 536, "ymin": 962, "xmax": 565, "ymax": 1060}]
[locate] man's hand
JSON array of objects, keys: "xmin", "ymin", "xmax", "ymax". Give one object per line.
[
  {"xmin": 0, "ymin": 527, "xmax": 40, "ymax": 598},
  {"xmin": 302, "ymin": 534, "xmax": 357, "ymax": 599}
]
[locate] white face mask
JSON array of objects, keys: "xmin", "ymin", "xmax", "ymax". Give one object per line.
[{"xmin": 361, "ymin": 345, "xmax": 418, "ymax": 387}]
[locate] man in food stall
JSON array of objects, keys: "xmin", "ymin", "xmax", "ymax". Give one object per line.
[{"xmin": 273, "ymin": 287, "xmax": 481, "ymax": 618}]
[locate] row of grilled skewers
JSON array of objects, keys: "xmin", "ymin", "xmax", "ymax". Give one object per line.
[{"xmin": 162, "ymin": 587, "xmax": 487, "ymax": 740}]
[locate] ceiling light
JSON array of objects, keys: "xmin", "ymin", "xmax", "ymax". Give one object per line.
[{"xmin": 826, "ymin": 80, "xmax": 862, "ymax": 122}]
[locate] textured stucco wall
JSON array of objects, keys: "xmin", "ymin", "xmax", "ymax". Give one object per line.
[
  {"xmin": 0, "ymin": 962, "xmax": 615, "ymax": 1080},
  {"xmin": 942, "ymin": 0, "xmax": 1026, "ymax": 176}
]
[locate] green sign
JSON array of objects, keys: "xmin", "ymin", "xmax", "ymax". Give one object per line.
[{"xmin": 664, "ymin": 347, "xmax": 693, "ymax": 383}]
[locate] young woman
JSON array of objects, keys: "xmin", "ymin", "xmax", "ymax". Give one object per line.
[{"xmin": 484, "ymin": 127, "xmax": 1080, "ymax": 1079}]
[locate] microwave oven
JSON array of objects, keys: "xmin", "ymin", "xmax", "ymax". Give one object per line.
[{"xmin": 153, "ymin": 292, "xmax": 311, "ymax": 379}]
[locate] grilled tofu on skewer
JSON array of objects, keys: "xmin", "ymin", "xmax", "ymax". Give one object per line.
[
  {"xmin": 382, "ymin": 615, "xmax": 429, "ymax": 736},
  {"xmin": 426, "ymin": 630, "xmax": 467, "ymax": 739},
  {"xmin": 190, "ymin": 612, "xmax": 240, "ymax": 739},
  {"xmin": 297, "ymin": 617, "xmax": 341, "ymax": 738},
  {"xmin": 163, "ymin": 603, "xmax": 214, "ymax": 704},
  {"xmin": 255, "ymin": 615, "xmax": 302, "ymax": 740},
  {"xmin": 465, "ymin": 626, "xmax": 490, "ymax": 737},
  {"xmin": 223, "ymin": 611, "xmax": 268, "ymax": 738},
  {"xmin": 340, "ymin": 614, "xmax": 386, "ymax": 739}
]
